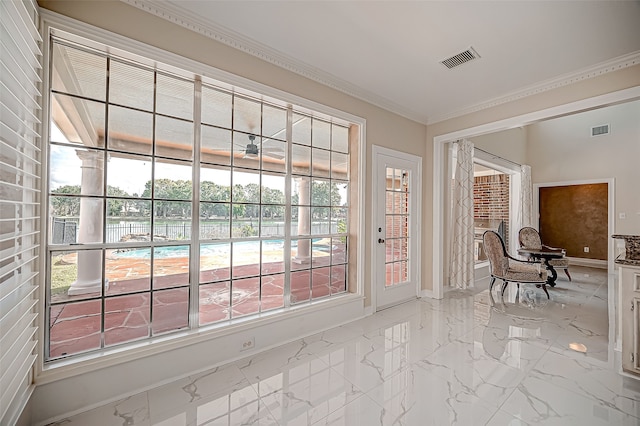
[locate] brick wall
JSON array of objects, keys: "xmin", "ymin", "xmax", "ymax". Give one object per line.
[{"xmin": 474, "ymin": 174, "xmax": 510, "ymax": 246}]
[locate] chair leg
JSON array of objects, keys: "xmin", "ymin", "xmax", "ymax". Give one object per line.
[
  {"xmin": 564, "ymin": 268, "xmax": 572, "ymax": 282},
  {"xmin": 501, "ymin": 281, "xmax": 509, "ymax": 297},
  {"xmin": 489, "ymin": 277, "xmax": 496, "ymax": 293},
  {"xmin": 542, "ymin": 284, "xmax": 550, "ymax": 299}
]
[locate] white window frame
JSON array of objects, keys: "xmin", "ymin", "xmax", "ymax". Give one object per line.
[{"xmin": 38, "ymin": 10, "xmax": 366, "ymax": 377}]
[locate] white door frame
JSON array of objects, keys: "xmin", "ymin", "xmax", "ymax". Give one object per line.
[
  {"xmin": 432, "ymin": 86, "xmax": 640, "ymax": 299},
  {"xmin": 371, "ymin": 145, "xmax": 422, "ymax": 312},
  {"xmin": 533, "ymin": 178, "xmax": 615, "ymax": 275}
]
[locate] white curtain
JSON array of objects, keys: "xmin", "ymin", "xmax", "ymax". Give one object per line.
[
  {"xmin": 518, "ymin": 164, "xmax": 533, "ymax": 229},
  {"xmin": 450, "ymin": 139, "xmax": 475, "ymax": 289}
]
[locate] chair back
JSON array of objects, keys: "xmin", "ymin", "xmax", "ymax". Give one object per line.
[
  {"xmin": 519, "ymin": 227, "xmax": 542, "ymax": 250},
  {"xmin": 483, "ymin": 231, "xmax": 509, "ymax": 278}
]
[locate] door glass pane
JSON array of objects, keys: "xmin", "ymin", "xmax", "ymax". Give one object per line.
[{"xmin": 384, "ymin": 166, "xmax": 410, "ymax": 287}]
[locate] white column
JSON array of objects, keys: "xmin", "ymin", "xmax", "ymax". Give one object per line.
[
  {"xmin": 294, "ymin": 177, "xmax": 311, "ymax": 264},
  {"xmin": 68, "ymin": 150, "xmax": 108, "ymax": 295}
]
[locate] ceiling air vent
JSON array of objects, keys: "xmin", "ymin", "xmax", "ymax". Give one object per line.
[
  {"xmin": 440, "ymin": 47, "xmax": 480, "ymax": 69},
  {"xmin": 591, "ymin": 124, "xmax": 610, "ymax": 137}
]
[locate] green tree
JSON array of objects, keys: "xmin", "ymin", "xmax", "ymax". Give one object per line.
[{"xmin": 50, "ymin": 185, "xmax": 81, "ymax": 217}]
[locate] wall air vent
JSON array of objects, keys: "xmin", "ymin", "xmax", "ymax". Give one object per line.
[
  {"xmin": 591, "ymin": 124, "xmax": 610, "ymax": 137},
  {"xmin": 440, "ymin": 47, "xmax": 480, "ymax": 69}
]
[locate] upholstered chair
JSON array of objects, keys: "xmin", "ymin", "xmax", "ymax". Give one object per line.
[
  {"xmin": 483, "ymin": 230, "xmax": 549, "ymax": 299},
  {"xmin": 518, "ymin": 227, "xmax": 572, "ymax": 281}
]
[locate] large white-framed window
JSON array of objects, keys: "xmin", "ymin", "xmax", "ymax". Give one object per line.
[{"xmin": 44, "ymin": 33, "xmax": 355, "ymax": 362}]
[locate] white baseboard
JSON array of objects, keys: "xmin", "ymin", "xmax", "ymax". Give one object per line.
[
  {"xmin": 420, "ymin": 289, "xmax": 436, "ymax": 299},
  {"xmin": 566, "ymin": 256, "xmax": 608, "ymax": 269}
]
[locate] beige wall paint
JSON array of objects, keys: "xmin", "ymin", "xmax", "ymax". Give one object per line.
[
  {"xmin": 39, "ymin": 0, "xmax": 427, "ymax": 307},
  {"xmin": 425, "ymin": 65, "xmax": 640, "ymax": 292},
  {"xmin": 527, "ymin": 100, "xmax": 640, "ymax": 235},
  {"xmin": 470, "ymin": 127, "xmax": 528, "ymax": 165}
]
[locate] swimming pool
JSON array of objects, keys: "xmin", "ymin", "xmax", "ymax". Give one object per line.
[{"xmin": 112, "ymin": 239, "xmax": 328, "ymax": 259}]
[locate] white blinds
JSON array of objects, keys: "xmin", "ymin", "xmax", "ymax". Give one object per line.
[{"xmin": 0, "ymin": 0, "xmax": 42, "ymax": 423}]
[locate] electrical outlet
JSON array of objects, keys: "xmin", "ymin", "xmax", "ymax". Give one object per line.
[
  {"xmin": 240, "ymin": 337, "xmax": 255, "ymax": 351},
  {"xmin": 584, "ymin": 247, "xmax": 589, "ymax": 253}
]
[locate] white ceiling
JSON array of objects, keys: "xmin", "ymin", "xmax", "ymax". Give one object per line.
[{"xmin": 127, "ymin": 1, "xmax": 640, "ymax": 124}]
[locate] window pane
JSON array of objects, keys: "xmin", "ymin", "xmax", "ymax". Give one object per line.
[
  {"xmin": 262, "ymin": 105, "xmax": 286, "ymax": 139},
  {"xmin": 152, "ymin": 245, "xmax": 190, "ymax": 289},
  {"xmin": 106, "ymin": 248, "xmax": 151, "ymax": 294},
  {"xmin": 52, "ymin": 43, "xmax": 106, "ymax": 100},
  {"xmin": 262, "ymin": 240, "xmax": 284, "ymax": 275},
  {"xmin": 233, "ymin": 96, "xmax": 261, "ymax": 134},
  {"xmin": 152, "ymin": 288, "xmax": 189, "ymax": 334},
  {"xmin": 153, "ymin": 207, "xmax": 192, "ymax": 241},
  {"xmin": 331, "ymin": 152, "xmax": 348, "ymax": 180},
  {"xmin": 231, "ymin": 277, "xmax": 260, "ymax": 318},
  {"xmin": 200, "ymin": 205, "xmax": 230, "ymax": 238},
  {"xmin": 232, "ymin": 242, "xmax": 260, "ymax": 278},
  {"xmin": 199, "ymin": 282, "xmax": 230, "ymax": 325},
  {"xmin": 312, "ymin": 119, "xmax": 331, "ymax": 150},
  {"xmin": 261, "ymin": 139, "xmax": 286, "ymax": 173},
  {"xmin": 201, "ymin": 125, "xmax": 232, "ymax": 166},
  {"xmin": 231, "ymin": 208, "xmax": 259, "ymax": 238},
  {"xmin": 292, "ymin": 177, "xmax": 310, "ymax": 206},
  {"xmin": 311, "ymin": 179, "xmax": 332, "ymax": 206},
  {"xmin": 260, "ymin": 207, "xmax": 285, "ymax": 237},
  {"xmin": 201, "ymin": 86, "xmax": 232, "ymax": 128},
  {"xmin": 108, "ymin": 106, "xmax": 153, "ymax": 155},
  {"xmin": 49, "ymin": 299, "xmax": 102, "ymax": 359},
  {"xmin": 200, "ymin": 242, "xmax": 231, "ymax": 283},
  {"xmin": 107, "ymin": 153, "xmax": 152, "ymax": 197},
  {"xmin": 233, "ymin": 132, "xmax": 260, "ymax": 169},
  {"xmin": 261, "ymin": 174, "xmax": 285, "ymax": 204},
  {"xmin": 104, "ymin": 294, "xmax": 150, "ymax": 346},
  {"xmin": 232, "ymin": 170, "xmax": 260, "ymax": 203},
  {"xmin": 49, "ymin": 250, "xmax": 103, "ymax": 303},
  {"xmin": 291, "ymin": 270, "xmax": 310, "ymax": 304},
  {"xmin": 311, "ymin": 207, "xmax": 330, "ymax": 234},
  {"xmin": 291, "ymin": 239, "xmax": 311, "ymax": 270},
  {"xmin": 110, "ymin": 60, "xmax": 154, "ymax": 111},
  {"xmin": 156, "ymin": 74, "xmax": 193, "ymax": 120},
  {"xmin": 312, "ymin": 267, "xmax": 331, "ymax": 299},
  {"xmin": 155, "ymin": 160, "xmax": 192, "ymax": 200},
  {"xmin": 331, "ymin": 265, "xmax": 346, "ymax": 295},
  {"xmin": 261, "ymin": 274, "xmax": 284, "ymax": 312},
  {"xmin": 201, "ymin": 165, "xmax": 231, "ymax": 202},
  {"xmin": 106, "ymin": 199, "xmax": 152, "ymax": 242},
  {"xmin": 331, "ymin": 238, "xmax": 347, "ymax": 264},
  {"xmin": 292, "ymin": 144, "xmax": 311, "ymax": 175},
  {"xmin": 291, "ymin": 206, "xmax": 310, "ymax": 237},
  {"xmin": 50, "ymin": 201, "xmax": 103, "ymax": 245},
  {"xmin": 311, "ymin": 148, "xmax": 330, "ymax": 178},
  {"xmin": 332, "ymin": 124, "xmax": 349, "ymax": 153},
  {"xmin": 334, "ymin": 181, "xmax": 348, "ymax": 207},
  {"xmin": 155, "ymin": 116, "xmax": 193, "ymax": 160},
  {"xmin": 51, "ymin": 94, "xmax": 105, "ymax": 147},
  {"xmin": 312, "ymin": 239, "xmax": 331, "ymax": 267},
  {"xmin": 50, "ymin": 145, "xmax": 104, "ymax": 195},
  {"xmin": 292, "ymin": 113, "xmax": 311, "ymax": 146}
]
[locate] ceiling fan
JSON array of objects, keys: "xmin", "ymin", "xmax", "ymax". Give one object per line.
[{"xmin": 240, "ymin": 134, "xmax": 285, "ymax": 160}]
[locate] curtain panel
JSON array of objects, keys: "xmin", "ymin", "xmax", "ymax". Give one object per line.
[{"xmin": 450, "ymin": 139, "xmax": 475, "ymax": 289}]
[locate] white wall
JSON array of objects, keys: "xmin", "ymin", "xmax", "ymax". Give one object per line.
[{"xmin": 527, "ymin": 100, "xmax": 640, "ymax": 235}]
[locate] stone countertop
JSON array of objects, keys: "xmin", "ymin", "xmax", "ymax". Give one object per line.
[{"xmin": 612, "ymin": 234, "xmax": 640, "ymax": 265}]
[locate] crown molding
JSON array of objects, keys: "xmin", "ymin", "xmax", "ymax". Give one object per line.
[
  {"xmin": 121, "ymin": 0, "xmax": 426, "ymax": 124},
  {"xmin": 122, "ymin": 0, "xmax": 638, "ymax": 127},
  {"xmin": 427, "ymin": 51, "xmax": 640, "ymax": 125}
]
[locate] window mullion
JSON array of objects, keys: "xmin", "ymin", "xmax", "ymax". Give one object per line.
[
  {"xmin": 190, "ymin": 77, "xmax": 202, "ymax": 328},
  {"xmin": 284, "ymin": 106, "xmax": 293, "ymax": 308}
]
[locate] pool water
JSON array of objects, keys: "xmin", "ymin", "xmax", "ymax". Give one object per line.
[{"xmin": 112, "ymin": 240, "xmax": 327, "ymax": 259}]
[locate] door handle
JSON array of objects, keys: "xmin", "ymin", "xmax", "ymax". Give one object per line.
[{"xmin": 378, "ymin": 238, "xmax": 385, "ymax": 244}]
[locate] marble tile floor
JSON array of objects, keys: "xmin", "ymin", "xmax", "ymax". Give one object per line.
[{"xmin": 46, "ymin": 266, "xmax": 640, "ymax": 425}]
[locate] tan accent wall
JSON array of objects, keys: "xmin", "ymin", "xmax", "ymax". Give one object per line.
[{"xmin": 539, "ymin": 184, "xmax": 608, "ymax": 260}]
